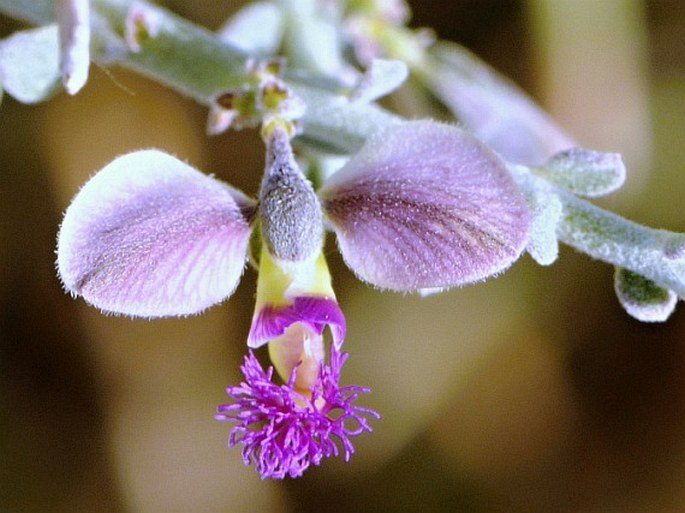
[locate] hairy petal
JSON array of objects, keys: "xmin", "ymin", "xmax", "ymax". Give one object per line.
[
  {"xmin": 319, "ymin": 121, "xmax": 532, "ymax": 291},
  {"xmin": 57, "ymin": 150, "xmax": 255, "ymax": 317}
]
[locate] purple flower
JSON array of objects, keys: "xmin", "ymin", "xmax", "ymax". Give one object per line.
[
  {"xmin": 216, "ymin": 345, "xmax": 379, "ymax": 479},
  {"xmin": 57, "ymin": 121, "xmax": 531, "ymax": 313},
  {"xmin": 56, "ymin": 119, "xmax": 531, "ymax": 477}
]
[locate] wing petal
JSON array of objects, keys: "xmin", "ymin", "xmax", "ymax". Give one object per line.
[
  {"xmin": 319, "ymin": 121, "xmax": 531, "ymax": 291},
  {"xmin": 57, "ymin": 150, "xmax": 254, "ymax": 316}
]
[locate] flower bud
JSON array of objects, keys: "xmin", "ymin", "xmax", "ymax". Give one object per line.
[{"xmin": 259, "ymin": 126, "xmax": 323, "ymax": 263}]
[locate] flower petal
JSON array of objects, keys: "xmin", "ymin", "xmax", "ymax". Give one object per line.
[
  {"xmin": 427, "ymin": 42, "xmax": 574, "ymax": 165},
  {"xmin": 57, "ymin": 149, "xmax": 255, "ymax": 317},
  {"xmin": 319, "ymin": 120, "xmax": 532, "ymax": 291},
  {"xmin": 57, "ymin": 0, "xmax": 90, "ymax": 95},
  {"xmin": 248, "ymin": 296, "xmax": 346, "ymax": 349}
]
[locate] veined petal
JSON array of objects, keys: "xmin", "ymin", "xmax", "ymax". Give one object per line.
[
  {"xmin": 319, "ymin": 120, "xmax": 532, "ymax": 291},
  {"xmin": 57, "ymin": 150, "xmax": 255, "ymax": 317}
]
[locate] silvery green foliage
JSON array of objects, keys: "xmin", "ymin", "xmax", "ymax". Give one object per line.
[
  {"xmin": 523, "ymin": 148, "xmax": 624, "ymax": 265},
  {"xmin": 526, "ymin": 190, "xmax": 562, "ymax": 266},
  {"xmin": 533, "ymin": 148, "xmax": 626, "ymax": 198},
  {"xmin": 614, "ymin": 268, "xmax": 677, "ymax": 322},
  {"xmin": 0, "ymin": 25, "xmax": 61, "ymax": 103},
  {"xmin": 512, "ymin": 165, "xmax": 685, "ymax": 321}
]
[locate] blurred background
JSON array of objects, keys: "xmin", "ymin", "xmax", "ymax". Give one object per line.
[{"xmin": 1, "ymin": 1, "xmax": 685, "ymax": 512}]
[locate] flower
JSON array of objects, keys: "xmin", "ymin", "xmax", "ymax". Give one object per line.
[
  {"xmin": 57, "ymin": 120, "xmax": 531, "ymax": 312},
  {"xmin": 56, "ymin": 119, "xmax": 531, "ymax": 477}
]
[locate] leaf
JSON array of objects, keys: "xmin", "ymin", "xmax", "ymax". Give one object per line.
[
  {"xmin": 0, "ymin": 25, "xmax": 61, "ymax": 104},
  {"xmin": 614, "ymin": 268, "xmax": 677, "ymax": 322},
  {"xmin": 534, "ymin": 148, "xmax": 626, "ymax": 198}
]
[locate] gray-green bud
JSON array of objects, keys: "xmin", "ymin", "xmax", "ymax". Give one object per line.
[{"xmin": 259, "ymin": 127, "xmax": 323, "ymax": 263}]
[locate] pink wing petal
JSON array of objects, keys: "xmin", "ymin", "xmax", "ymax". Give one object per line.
[
  {"xmin": 57, "ymin": 150, "xmax": 255, "ymax": 317},
  {"xmin": 319, "ymin": 121, "xmax": 532, "ymax": 291}
]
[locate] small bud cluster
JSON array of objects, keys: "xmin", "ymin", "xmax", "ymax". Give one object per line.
[{"xmin": 208, "ymin": 58, "xmax": 305, "ymax": 136}]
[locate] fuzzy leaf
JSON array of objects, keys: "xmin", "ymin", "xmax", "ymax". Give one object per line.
[
  {"xmin": 614, "ymin": 268, "xmax": 677, "ymax": 322},
  {"xmin": 527, "ymin": 191, "xmax": 562, "ymax": 266},
  {"xmin": 57, "ymin": 150, "xmax": 255, "ymax": 317},
  {"xmin": 534, "ymin": 148, "xmax": 626, "ymax": 198},
  {"xmin": 319, "ymin": 121, "xmax": 532, "ymax": 291},
  {"xmin": 0, "ymin": 24, "xmax": 61, "ymax": 104}
]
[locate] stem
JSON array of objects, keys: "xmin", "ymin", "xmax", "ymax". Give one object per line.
[{"xmin": 512, "ymin": 167, "xmax": 685, "ymax": 298}]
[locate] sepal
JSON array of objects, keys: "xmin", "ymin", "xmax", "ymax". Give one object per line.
[{"xmin": 259, "ymin": 126, "xmax": 323, "ymax": 263}]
